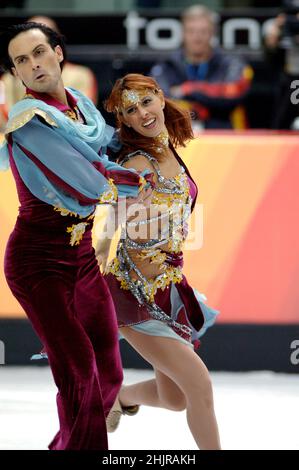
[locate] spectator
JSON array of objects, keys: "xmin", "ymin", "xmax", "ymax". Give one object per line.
[
  {"xmin": 150, "ymin": 5, "xmax": 253, "ymax": 129},
  {"xmin": 0, "ymin": 16, "xmax": 98, "ymax": 120},
  {"xmin": 263, "ymin": 10, "xmax": 299, "ymax": 129}
]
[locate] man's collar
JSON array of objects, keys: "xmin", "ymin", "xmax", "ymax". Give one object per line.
[{"xmin": 25, "ymin": 87, "xmax": 78, "ymax": 111}]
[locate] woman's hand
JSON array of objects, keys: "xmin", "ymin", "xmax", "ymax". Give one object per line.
[{"xmin": 95, "ymin": 237, "xmax": 112, "ymax": 273}]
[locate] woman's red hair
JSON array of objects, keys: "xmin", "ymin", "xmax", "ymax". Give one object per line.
[{"xmin": 105, "ymin": 73, "xmax": 194, "ymax": 159}]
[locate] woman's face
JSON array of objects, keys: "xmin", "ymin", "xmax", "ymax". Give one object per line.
[{"xmin": 120, "ymin": 89, "xmax": 166, "ymax": 138}]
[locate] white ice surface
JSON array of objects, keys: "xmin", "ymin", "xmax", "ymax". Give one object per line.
[{"xmin": 0, "ymin": 367, "xmax": 298, "ymax": 450}]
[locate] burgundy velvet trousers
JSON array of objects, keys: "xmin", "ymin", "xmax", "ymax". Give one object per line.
[{"xmin": 4, "ymin": 217, "xmax": 123, "ymax": 450}]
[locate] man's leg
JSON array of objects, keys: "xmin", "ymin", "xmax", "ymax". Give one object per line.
[
  {"xmin": 74, "ymin": 257, "xmax": 123, "ymax": 418},
  {"xmin": 6, "ymin": 272, "xmax": 108, "ymax": 450}
]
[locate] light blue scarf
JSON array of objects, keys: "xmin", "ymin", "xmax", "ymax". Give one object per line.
[{"xmin": 0, "ymin": 88, "xmax": 148, "ymax": 216}]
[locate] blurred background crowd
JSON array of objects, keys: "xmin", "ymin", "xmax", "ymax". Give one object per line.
[
  {"xmin": 1, "ymin": 0, "xmax": 299, "ymax": 131},
  {"xmin": 1, "ymin": 2, "xmax": 298, "ymax": 376}
]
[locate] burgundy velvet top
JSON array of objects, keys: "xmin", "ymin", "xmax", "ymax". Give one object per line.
[{"xmin": 8, "ymin": 88, "xmax": 94, "ymax": 231}]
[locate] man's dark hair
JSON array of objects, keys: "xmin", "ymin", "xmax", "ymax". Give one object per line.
[{"xmin": 0, "ymin": 22, "xmax": 67, "ymax": 73}]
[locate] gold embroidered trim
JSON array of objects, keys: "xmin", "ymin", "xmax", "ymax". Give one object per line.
[
  {"xmin": 53, "ymin": 206, "xmax": 95, "ymax": 221},
  {"xmin": 64, "ymin": 107, "xmax": 82, "ymax": 122},
  {"xmin": 137, "ymin": 249, "xmax": 167, "ymax": 265},
  {"xmin": 152, "ymin": 172, "xmax": 190, "ymax": 207},
  {"xmin": 54, "ymin": 207, "xmax": 80, "ymax": 218},
  {"xmin": 138, "ymin": 175, "xmax": 148, "ymax": 193},
  {"xmin": 107, "ymin": 258, "xmax": 182, "ymax": 303},
  {"xmin": 98, "ymin": 178, "xmax": 118, "ymax": 204},
  {"xmin": 5, "ymin": 108, "xmax": 58, "ymax": 138},
  {"xmin": 24, "ymin": 93, "xmax": 35, "ymax": 100},
  {"xmin": 66, "ymin": 222, "xmax": 89, "ymax": 246},
  {"xmin": 53, "ymin": 207, "xmax": 95, "ymax": 246}
]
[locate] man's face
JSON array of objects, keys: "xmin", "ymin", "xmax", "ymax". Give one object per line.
[
  {"xmin": 183, "ymin": 17, "xmax": 214, "ymax": 58},
  {"xmin": 8, "ymin": 28, "xmax": 63, "ymax": 93}
]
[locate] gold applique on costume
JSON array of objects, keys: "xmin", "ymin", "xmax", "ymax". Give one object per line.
[
  {"xmin": 154, "ymin": 130, "xmax": 169, "ymax": 153},
  {"xmin": 53, "ymin": 206, "xmax": 95, "ymax": 221},
  {"xmin": 54, "ymin": 207, "xmax": 95, "ymax": 246},
  {"xmin": 151, "ymin": 172, "xmax": 191, "ymax": 253},
  {"xmin": 64, "ymin": 109, "xmax": 77, "ymax": 121},
  {"xmin": 54, "ymin": 207, "xmax": 80, "ymax": 218},
  {"xmin": 150, "ymin": 251, "xmax": 167, "ymax": 265},
  {"xmin": 107, "ymin": 256, "xmax": 183, "ymax": 303},
  {"xmin": 98, "ymin": 178, "xmax": 118, "ymax": 204},
  {"xmin": 143, "ymin": 266, "xmax": 183, "ymax": 303},
  {"xmin": 64, "ymin": 106, "xmax": 82, "ymax": 122},
  {"xmin": 66, "ymin": 222, "xmax": 89, "ymax": 246},
  {"xmin": 107, "ymin": 258, "xmax": 130, "ymax": 289},
  {"xmin": 137, "ymin": 249, "xmax": 167, "ymax": 265},
  {"xmin": 152, "ymin": 172, "xmax": 189, "ymax": 207},
  {"xmin": 23, "ymin": 93, "xmax": 35, "ymax": 100},
  {"xmin": 138, "ymin": 175, "xmax": 148, "ymax": 193}
]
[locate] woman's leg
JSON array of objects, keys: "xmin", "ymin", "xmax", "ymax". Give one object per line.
[
  {"xmin": 119, "ymin": 367, "xmax": 186, "ymax": 411},
  {"xmin": 119, "ymin": 327, "xmax": 221, "ymax": 450}
]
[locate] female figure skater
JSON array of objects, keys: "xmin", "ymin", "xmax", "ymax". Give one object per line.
[{"xmin": 96, "ymin": 74, "xmax": 221, "ymax": 450}]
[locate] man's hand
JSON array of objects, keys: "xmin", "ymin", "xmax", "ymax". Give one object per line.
[{"xmin": 126, "ymin": 186, "xmax": 153, "ymax": 209}]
